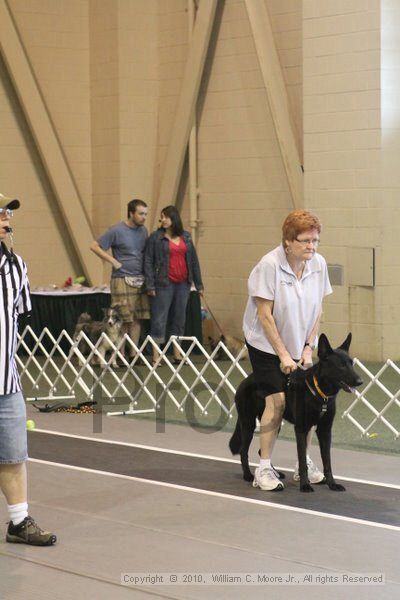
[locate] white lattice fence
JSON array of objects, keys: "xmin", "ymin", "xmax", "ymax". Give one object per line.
[
  {"xmin": 343, "ymin": 358, "xmax": 400, "ymax": 439},
  {"xmin": 16, "ymin": 326, "xmax": 400, "ymax": 437},
  {"xmin": 16, "ymin": 326, "xmax": 248, "ymax": 424}
]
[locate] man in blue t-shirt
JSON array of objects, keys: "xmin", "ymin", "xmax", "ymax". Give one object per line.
[{"xmin": 90, "ymin": 199, "xmax": 150, "ymax": 358}]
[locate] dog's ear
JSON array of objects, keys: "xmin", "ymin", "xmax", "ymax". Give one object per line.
[
  {"xmin": 338, "ymin": 332, "xmax": 352, "ymax": 353},
  {"xmin": 317, "ymin": 333, "xmax": 333, "ymax": 359}
]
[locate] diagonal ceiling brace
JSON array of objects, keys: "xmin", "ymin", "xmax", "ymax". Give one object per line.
[
  {"xmin": 0, "ymin": 0, "xmax": 101, "ymax": 284},
  {"xmin": 245, "ymin": 0, "xmax": 303, "ymax": 209},
  {"xmin": 152, "ymin": 0, "xmax": 219, "ymax": 228}
]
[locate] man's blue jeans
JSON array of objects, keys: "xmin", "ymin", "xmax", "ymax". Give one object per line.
[{"xmin": 150, "ymin": 281, "xmax": 191, "ymax": 344}]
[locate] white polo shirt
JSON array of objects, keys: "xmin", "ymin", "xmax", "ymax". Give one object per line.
[{"xmin": 243, "ymin": 245, "xmax": 332, "ymax": 359}]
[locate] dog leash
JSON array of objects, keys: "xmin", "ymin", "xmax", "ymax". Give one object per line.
[{"xmin": 201, "ymin": 295, "xmax": 224, "ymax": 336}]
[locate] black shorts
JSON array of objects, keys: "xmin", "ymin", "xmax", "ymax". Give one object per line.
[{"xmin": 246, "ymin": 342, "xmax": 290, "ymax": 399}]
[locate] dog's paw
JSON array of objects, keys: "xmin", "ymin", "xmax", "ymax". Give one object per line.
[
  {"xmin": 243, "ymin": 472, "xmax": 254, "ymax": 482},
  {"xmin": 300, "ymin": 483, "xmax": 314, "ymax": 493},
  {"xmin": 328, "ymin": 482, "xmax": 346, "ymax": 491}
]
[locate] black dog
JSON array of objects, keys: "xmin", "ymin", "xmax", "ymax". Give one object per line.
[{"xmin": 229, "ymin": 333, "xmax": 363, "ymax": 492}]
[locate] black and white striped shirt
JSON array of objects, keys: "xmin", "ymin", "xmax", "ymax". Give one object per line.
[{"xmin": 0, "ymin": 244, "xmax": 31, "ymax": 395}]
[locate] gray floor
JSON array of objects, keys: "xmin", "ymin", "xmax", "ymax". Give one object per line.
[{"xmin": 0, "ymin": 406, "xmax": 398, "ymax": 600}]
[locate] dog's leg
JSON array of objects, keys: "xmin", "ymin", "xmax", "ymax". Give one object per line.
[
  {"xmin": 229, "ymin": 416, "xmax": 255, "ymax": 482},
  {"xmin": 109, "ymin": 344, "xmax": 119, "ymax": 367},
  {"xmin": 90, "ymin": 348, "xmax": 100, "ymax": 366},
  {"xmin": 295, "ymin": 429, "xmax": 313, "ymax": 492},
  {"xmin": 229, "ymin": 420, "xmax": 241, "ymax": 455},
  {"xmin": 240, "ymin": 428, "xmax": 255, "ymax": 482},
  {"xmin": 97, "ymin": 345, "xmax": 107, "ymax": 368},
  {"xmin": 231, "ymin": 377, "xmax": 260, "ymax": 483},
  {"xmin": 316, "ymin": 426, "xmax": 345, "ymax": 491}
]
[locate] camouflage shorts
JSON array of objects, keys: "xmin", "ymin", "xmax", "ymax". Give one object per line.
[{"xmin": 110, "ymin": 278, "xmax": 150, "ymax": 322}]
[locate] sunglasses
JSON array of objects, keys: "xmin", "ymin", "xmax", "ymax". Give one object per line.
[{"xmin": 0, "ymin": 208, "xmax": 13, "ymax": 219}]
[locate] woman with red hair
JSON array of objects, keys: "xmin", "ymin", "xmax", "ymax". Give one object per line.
[{"xmin": 243, "ymin": 210, "xmax": 332, "ymax": 491}]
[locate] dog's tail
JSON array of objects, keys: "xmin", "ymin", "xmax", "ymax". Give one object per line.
[
  {"xmin": 229, "ymin": 420, "xmax": 241, "ymax": 455},
  {"xmin": 77, "ymin": 312, "xmax": 92, "ymax": 324}
]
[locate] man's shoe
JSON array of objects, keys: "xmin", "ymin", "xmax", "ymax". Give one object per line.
[
  {"xmin": 6, "ymin": 516, "xmax": 57, "ymax": 546},
  {"xmin": 293, "ymin": 457, "xmax": 324, "ymax": 484},
  {"xmin": 252, "ymin": 467, "xmax": 284, "ymax": 491}
]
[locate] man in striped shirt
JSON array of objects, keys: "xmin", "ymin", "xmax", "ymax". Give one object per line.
[{"xmin": 0, "ymin": 193, "xmax": 56, "ymax": 545}]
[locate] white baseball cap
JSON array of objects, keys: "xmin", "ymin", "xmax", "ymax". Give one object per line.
[{"xmin": 0, "ymin": 193, "xmax": 20, "ymax": 210}]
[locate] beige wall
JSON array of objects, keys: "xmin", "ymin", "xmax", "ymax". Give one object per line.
[
  {"xmin": 89, "ymin": 0, "xmax": 120, "ymax": 234},
  {"xmin": 303, "ymin": 0, "xmax": 381, "ymax": 359},
  {"xmin": 118, "ymin": 0, "xmax": 158, "ymax": 224},
  {"xmin": 1, "ymin": 0, "xmax": 400, "ymax": 359},
  {"xmin": 1, "ymin": 0, "xmax": 88, "ymax": 284},
  {"xmin": 90, "ymin": 0, "xmax": 159, "ymax": 237},
  {"xmin": 267, "ymin": 0, "xmax": 303, "ymax": 162},
  {"xmin": 196, "ymin": 0, "xmax": 294, "ymax": 334},
  {"xmin": 157, "ymin": 0, "xmax": 190, "ymax": 224},
  {"xmin": 157, "ymin": 0, "xmax": 188, "ymax": 194},
  {"xmin": 9, "ymin": 0, "xmax": 92, "ymax": 214},
  {"xmin": 380, "ymin": 0, "xmax": 400, "ymax": 359}
]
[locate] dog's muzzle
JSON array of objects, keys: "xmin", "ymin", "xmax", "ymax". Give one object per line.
[{"xmin": 339, "ymin": 377, "xmax": 363, "ymax": 393}]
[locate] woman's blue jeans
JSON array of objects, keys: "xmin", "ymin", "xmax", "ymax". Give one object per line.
[{"xmin": 150, "ymin": 281, "xmax": 191, "ymax": 344}]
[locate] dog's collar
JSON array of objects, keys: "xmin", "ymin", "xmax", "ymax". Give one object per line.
[
  {"xmin": 305, "ymin": 375, "xmax": 333, "ymax": 414},
  {"xmin": 313, "ymin": 375, "xmax": 330, "ymax": 401}
]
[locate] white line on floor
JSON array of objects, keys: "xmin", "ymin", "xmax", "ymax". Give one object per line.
[
  {"xmin": 30, "ymin": 428, "xmax": 400, "ymax": 490},
  {"xmin": 28, "ymin": 457, "xmax": 400, "ymax": 533}
]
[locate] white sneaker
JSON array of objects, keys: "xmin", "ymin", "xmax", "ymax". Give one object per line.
[
  {"xmin": 253, "ymin": 467, "xmax": 284, "ymax": 491},
  {"xmin": 293, "ymin": 457, "xmax": 324, "ymax": 483}
]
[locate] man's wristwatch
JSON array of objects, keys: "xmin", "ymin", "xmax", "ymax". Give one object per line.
[{"xmin": 304, "ymin": 342, "xmax": 316, "ymax": 350}]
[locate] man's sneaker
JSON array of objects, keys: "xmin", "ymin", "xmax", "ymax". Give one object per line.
[
  {"xmin": 253, "ymin": 467, "xmax": 284, "ymax": 491},
  {"xmin": 293, "ymin": 457, "xmax": 324, "ymax": 484},
  {"xmin": 6, "ymin": 516, "xmax": 57, "ymax": 546}
]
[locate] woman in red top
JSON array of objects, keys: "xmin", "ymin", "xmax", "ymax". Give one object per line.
[{"xmin": 145, "ymin": 206, "xmax": 204, "ymax": 365}]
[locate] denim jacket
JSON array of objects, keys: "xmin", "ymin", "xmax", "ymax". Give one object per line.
[{"xmin": 144, "ymin": 229, "xmax": 204, "ymax": 291}]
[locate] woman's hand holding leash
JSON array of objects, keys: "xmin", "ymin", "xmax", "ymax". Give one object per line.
[
  {"xmin": 280, "ymin": 346, "xmax": 314, "ymax": 374},
  {"xmin": 300, "ymin": 345, "xmax": 313, "ymax": 368},
  {"xmin": 279, "ymin": 353, "xmax": 298, "ymax": 375}
]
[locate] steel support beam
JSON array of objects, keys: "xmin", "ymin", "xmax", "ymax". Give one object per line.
[
  {"xmin": 152, "ymin": 0, "xmax": 218, "ymax": 227},
  {"xmin": 245, "ymin": 0, "xmax": 303, "ymax": 209},
  {"xmin": 0, "ymin": 0, "xmax": 101, "ymax": 283}
]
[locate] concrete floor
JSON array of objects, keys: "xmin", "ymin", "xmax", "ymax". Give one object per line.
[{"xmin": 0, "ymin": 405, "xmax": 398, "ymax": 600}]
